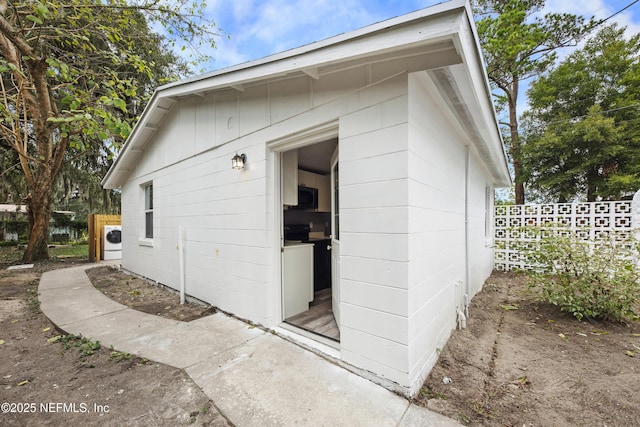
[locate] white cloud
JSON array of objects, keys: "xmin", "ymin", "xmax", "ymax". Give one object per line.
[
  {"xmin": 203, "ymin": 0, "xmax": 443, "ymax": 71},
  {"xmin": 544, "ymin": 0, "xmax": 640, "ymax": 39},
  {"xmin": 232, "ymin": 0, "xmax": 257, "ymax": 21}
]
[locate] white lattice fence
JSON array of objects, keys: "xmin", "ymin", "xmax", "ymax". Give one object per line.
[{"xmin": 494, "ymin": 200, "xmax": 636, "ymax": 271}]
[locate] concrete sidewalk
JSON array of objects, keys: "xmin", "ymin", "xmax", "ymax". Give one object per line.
[{"xmin": 39, "ymin": 263, "xmax": 461, "ymax": 426}]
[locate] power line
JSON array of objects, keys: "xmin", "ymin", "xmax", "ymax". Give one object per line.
[{"xmin": 591, "ymin": 0, "xmax": 640, "ymax": 29}]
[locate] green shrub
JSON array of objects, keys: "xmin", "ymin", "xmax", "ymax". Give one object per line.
[{"xmin": 520, "ymin": 226, "xmax": 640, "ymax": 323}]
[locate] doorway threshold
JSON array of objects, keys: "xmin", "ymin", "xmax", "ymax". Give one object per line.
[{"xmin": 275, "ymin": 322, "xmax": 341, "ymax": 356}]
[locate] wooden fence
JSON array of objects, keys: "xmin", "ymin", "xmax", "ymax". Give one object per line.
[{"xmin": 88, "ymin": 213, "xmax": 121, "ymax": 262}]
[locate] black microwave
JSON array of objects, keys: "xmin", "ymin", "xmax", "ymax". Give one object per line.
[{"xmin": 294, "ymin": 186, "xmax": 318, "ymax": 210}]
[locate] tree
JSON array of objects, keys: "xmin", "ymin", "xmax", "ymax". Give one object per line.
[
  {"xmin": 0, "ymin": 144, "xmax": 27, "ymax": 204},
  {"xmin": 474, "ymin": 0, "xmax": 594, "ymax": 204},
  {"xmin": 522, "ymin": 25, "xmax": 640, "ymax": 202},
  {"xmin": 0, "ymin": 0, "xmax": 217, "ymax": 262}
]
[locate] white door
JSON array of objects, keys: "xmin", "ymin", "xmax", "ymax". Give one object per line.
[{"xmin": 330, "ymin": 149, "xmax": 340, "ymax": 331}]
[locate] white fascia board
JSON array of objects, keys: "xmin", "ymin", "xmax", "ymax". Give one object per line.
[
  {"xmin": 157, "ymin": 0, "xmax": 467, "ymax": 99},
  {"xmin": 453, "ymin": 7, "xmax": 511, "ymax": 187},
  {"xmin": 101, "ymin": 94, "xmax": 176, "ymax": 189}
]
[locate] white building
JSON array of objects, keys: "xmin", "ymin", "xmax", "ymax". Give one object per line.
[{"xmin": 103, "ymin": 0, "xmax": 510, "ymax": 396}]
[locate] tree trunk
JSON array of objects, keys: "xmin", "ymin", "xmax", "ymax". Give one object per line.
[
  {"xmin": 512, "ymin": 159, "xmax": 525, "ymax": 205},
  {"xmin": 508, "ymin": 80, "xmax": 525, "ymax": 205},
  {"xmin": 586, "ymin": 168, "xmax": 598, "ymax": 202},
  {"xmin": 22, "ymin": 186, "xmax": 52, "ymax": 262}
]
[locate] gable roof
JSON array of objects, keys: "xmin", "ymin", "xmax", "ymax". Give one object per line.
[{"xmin": 103, "ymin": 0, "xmax": 510, "ymax": 188}]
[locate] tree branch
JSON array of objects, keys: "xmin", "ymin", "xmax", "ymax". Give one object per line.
[{"xmin": 0, "ymin": 13, "xmax": 37, "ymax": 59}]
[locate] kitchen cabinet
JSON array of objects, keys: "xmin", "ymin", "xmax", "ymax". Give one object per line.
[
  {"xmin": 297, "ymin": 169, "xmax": 315, "ymax": 188},
  {"xmin": 282, "ymin": 243, "xmax": 313, "ymax": 318},
  {"xmin": 312, "ymin": 239, "xmax": 331, "ymax": 291},
  {"xmin": 282, "ymin": 151, "xmax": 298, "ymax": 206},
  {"xmin": 316, "ymin": 175, "xmax": 330, "ymax": 212},
  {"xmin": 297, "ymin": 170, "xmax": 331, "ymax": 212}
]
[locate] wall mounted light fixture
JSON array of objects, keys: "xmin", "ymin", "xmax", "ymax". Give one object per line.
[{"xmin": 231, "ymin": 153, "xmax": 246, "ymax": 170}]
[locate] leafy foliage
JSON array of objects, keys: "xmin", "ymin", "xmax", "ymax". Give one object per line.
[
  {"xmin": 473, "ymin": 0, "xmax": 594, "ymax": 204},
  {"xmin": 57, "ymin": 333, "xmax": 102, "ymax": 358},
  {"xmin": 522, "ymin": 25, "xmax": 640, "ymax": 202},
  {"xmin": 520, "ymin": 225, "xmax": 640, "ymax": 323},
  {"xmin": 109, "ymin": 347, "xmax": 132, "ymax": 362},
  {"xmin": 0, "ymin": 0, "xmax": 218, "ymax": 261}
]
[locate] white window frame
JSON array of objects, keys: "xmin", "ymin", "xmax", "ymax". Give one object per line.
[
  {"xmin": 141, "ymin": 182, "xmax": 154, "ymax": 244},
  {"xmin": 485, "ymin": 184, "xmax": 493, "ymax": 246}
]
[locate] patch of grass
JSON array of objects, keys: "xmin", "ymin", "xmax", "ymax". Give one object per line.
[
  {"xmin": 49, "ymin": 244, "xmax": 88, "ymax": 258},
  {"xmin": 419, "ymin": 387, "xmax": 447, "ymax": 400},
  {"xmin": 0, "ymin": 244, "xmax": 88, "ymax": 268}
]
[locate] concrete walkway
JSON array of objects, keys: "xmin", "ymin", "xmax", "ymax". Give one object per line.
[{"xmin": 39, "ymin": 263, "xmax": 462, "ymax": 426}]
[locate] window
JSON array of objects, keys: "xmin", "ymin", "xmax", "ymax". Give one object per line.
[
  {"xmin": 144, "ymin": 183, "xmax": 153, "ymax": 239},
  {"xmin": 485, "ymin": 185, "xmax": 492, "ymax": 240}
]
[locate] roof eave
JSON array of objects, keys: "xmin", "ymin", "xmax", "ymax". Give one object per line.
[
  {"xmin": 102, "ymin": 0, "xmax": 469, "ymax": 189},
  {"xmin": 159, "ymin": 0, "xmax": 468, "ymax": 95}
]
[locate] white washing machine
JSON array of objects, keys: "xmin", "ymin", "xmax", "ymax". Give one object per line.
[{"xmin": 103, "ymin": 225, "xmax": 122, "ymax": 260}]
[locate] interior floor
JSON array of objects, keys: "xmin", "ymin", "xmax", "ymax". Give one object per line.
[{"xmin": 285, "ymin": 288, "xmax": 340, "ymax": 342}]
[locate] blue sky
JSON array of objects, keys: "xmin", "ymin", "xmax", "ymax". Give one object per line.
[
  {"xmin": 204, "ymin": 0, "xmax": 445, "ymax": 70},
  {"xmin": 192, "ymin": 0, "xmax": 639, "ymax": 119},
  {"xmin": 203, "ymin": 0, "xmax": 640, "ymax": 73}
]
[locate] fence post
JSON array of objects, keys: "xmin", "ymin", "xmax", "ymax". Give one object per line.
[
  {"xmin": 88, "ymin": 213, "xmax": 96, "ymax": 262},
  {"xmin": 631, "ymin": 190, "xmax": 640, "ymax": 247},
  {"xmin": 633, "ymin": 190, "xmax": 640, "ymax": 228},
  {"xmin": 632, "ymin": 191, "xmax": 640, "ymax": 270}
]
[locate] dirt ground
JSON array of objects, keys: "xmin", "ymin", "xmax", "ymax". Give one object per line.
[
  {"xmin": 415, "ymin": 272, "xmax": 640, "ymax": 426},
  {"xmin": 0, "ymin": 256, "xmax": 229, "ymax": 426},
  {"xmin": 85, "ymin": 266, "xmax": 216, "ymax": 322},
  {"xmin": 4, "ymin": 251, "xmax": 640, "ymax": 427}
]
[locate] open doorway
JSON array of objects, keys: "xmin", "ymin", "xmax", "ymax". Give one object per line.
[{"xmin": 281, "ymin": 138, "xmax": 339, "ymax": 342}]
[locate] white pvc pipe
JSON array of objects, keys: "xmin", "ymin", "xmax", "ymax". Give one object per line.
[
  {"xmin": 178, "ymin": 226, "xmax": 185, "ymax": 304},
  {"xmin": 457, "ymin": 309, "xmax": 467, "ymax": 329},
  {"xmin": 464, "ymin": 145, "xmax": 470, "ymax": 316}
]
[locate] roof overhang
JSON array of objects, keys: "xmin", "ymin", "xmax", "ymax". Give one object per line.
[
  {"xmin": 425, "ymin": 5, "xmax": 511, "ymax": 187},
  {"xmin": 102, "ymin": 0, "xmax": 510, "ymax": 189}
]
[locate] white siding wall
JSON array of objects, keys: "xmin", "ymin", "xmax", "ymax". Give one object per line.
[
  {"xmin": 405, "ymin": 73, "xmax": 494, "ymax": 394},
  {"xmin": 121, "ymin": 61, "xmax": 412, "ymax": 331},
  {"xmin": 339, "ymin": 90, "xmax": 410, "ymax": 386},
  {"xmin": 121, "ymin": 84, "xmax": 275, "ymax": 324},
  {"xmin": 120, "ymin": 60, "xmax": 496, "ymax": 395},
  {"xmin": 467, "ymin": 157, "xmax": 495, "ymax": 296}
]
